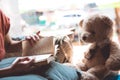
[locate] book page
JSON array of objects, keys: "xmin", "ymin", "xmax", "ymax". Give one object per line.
[
  {"xmin": 31, "ymin": 54, "xmax": 55, "ymax": 66},
  {"xmin": 28, "ymin": 54, "xmax": 53, "ymax": 63}
]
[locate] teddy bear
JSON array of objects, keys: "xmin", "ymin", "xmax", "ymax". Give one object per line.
[
  {"xmin": 55, "ymin": 35, "xmax": 73, "ymax": 63},
  {"xmin": 76, "ymin": 14, "xmax": 120, "ymax": 80}
]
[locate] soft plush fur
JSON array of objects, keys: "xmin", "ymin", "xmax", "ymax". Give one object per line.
[
  {"xmin": 77, "ymin": 14, "xmax": 120, "ymax": 80},
  {"xmin": 55, "ymin": 36, "xmax": 73, "ymax": 63}
]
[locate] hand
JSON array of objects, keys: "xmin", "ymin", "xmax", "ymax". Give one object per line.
[
  {"xmin": 25, "ymin": 31, "xmax": 43, "ymax": 46},
  {"xmin": 11, "ymin": 57, "xmax": 35, "ymax": 74}
]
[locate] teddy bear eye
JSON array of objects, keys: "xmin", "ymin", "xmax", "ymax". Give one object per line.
[{"xmin": 91, "ymin": 31, "xmax": 96, "ymax": 35}]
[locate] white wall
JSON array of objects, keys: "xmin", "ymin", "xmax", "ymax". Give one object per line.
[{"xmin": 0, "ymin": 0, "xmax": 22, "ymax": 37}]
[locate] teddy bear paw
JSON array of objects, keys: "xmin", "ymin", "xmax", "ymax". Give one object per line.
[
  {"xmin": 81, "ymin": 72, "xmax": 99, "ymax": 80},
  {"xmin": 77, "ymin": 63, "xmax": 88, "ymax": 71}
]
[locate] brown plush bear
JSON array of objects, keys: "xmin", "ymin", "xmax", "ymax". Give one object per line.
[
  {"xmin": 55, "ymin": 36, "xmax": 73, "ymax": 63},
  {"xmin": 77, "ymin": 14, "xmax": 120, "ymax": 80}
]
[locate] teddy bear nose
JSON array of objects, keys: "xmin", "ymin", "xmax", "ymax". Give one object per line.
[{"xmin": 82, "ymin": 35, "xmax": 87, "ymax": 41}]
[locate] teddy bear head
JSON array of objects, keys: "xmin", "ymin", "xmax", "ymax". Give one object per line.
[{"xmin": 79, "ymin": 14, "xmax": 113, "ymax": 43}]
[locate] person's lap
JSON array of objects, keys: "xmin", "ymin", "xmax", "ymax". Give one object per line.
[
  {"xmin": 1, "ymin": 57, "xmax": 120, "ymax": 80},
  {"xmin": 0, "ymin": 57, "xmax": 80, "ymax": 80},
  {"xmin": 0, "ymin": 74, "xmax": 47, "ymax": 80}
]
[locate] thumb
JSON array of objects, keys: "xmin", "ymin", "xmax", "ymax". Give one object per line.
[{"xmin": 36, "ymin": 31, "xmax": 40, "ymax": 35}]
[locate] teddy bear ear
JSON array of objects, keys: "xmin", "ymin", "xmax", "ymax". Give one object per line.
[
  {"xmin": 79, "ymin": 19, "xmax": 84, "ymax": 27},
  {"xmin": 102, "ymin": 16, "xmax": 113, "ymax": 27}
]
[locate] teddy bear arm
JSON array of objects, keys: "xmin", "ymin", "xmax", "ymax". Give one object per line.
[
  {"xmin": 87, "ymin": 65, "xmax": 109, "ymax": 79},
  {"xmin": 81, "ymin": 71, "xmax": 99, "ymax": 80},
  {"xmin": 76, "ymin": 62, "xmax": 88, "ymax": 71},
  {"xmin": 105, "ymin": 42, "xmax": 120, "ymax": 71},
  {"xmin": 105, "ymin": 54, "xmax": 120, "ymax": 71},
  {"xmin": 80, "ymin": 64, "xmax": 88, "ymax": 71}
]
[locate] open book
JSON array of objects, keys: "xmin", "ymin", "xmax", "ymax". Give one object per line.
[
  {"xmin": 12, "ymin": 54, "xmax": 54, "ymax": 67},
  {"xmin": 0, "ymin": 54, "xmax": 54, "ymax": 71},
  {"xmin": 22, "ymin": 36, "xmax": 55, "ymax": 56},
  {"xmin": 0, "ymin": 54, "xmax": 54, "ymax": 78}
]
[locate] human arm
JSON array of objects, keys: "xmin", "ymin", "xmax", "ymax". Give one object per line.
[
  {"xmin": 5, "ymin": 31, "xmax": 41, "ymax": 53},
  {"xmin": 0, "ymin": 57, "xmax": 35, "ymax": 78},
  {"xmin": 5, "ymin": 31, "xmax": 41, "ymax": 46},
  {"xmin": 5, "ymin": 34, "xmax": 22, "ymax": 52}
]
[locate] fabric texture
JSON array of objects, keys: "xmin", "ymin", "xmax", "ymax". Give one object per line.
[
  {"xmin": 0, "ymin": 10, "xmax": 10, "ymax": 60},
  {"xmin": 0, "ymin": 34, "xmax": 5, "ymax": 59},
  {"xmin": 103, "ymin": 74, "xmax": 120, "ymax": 80},
  {"xmin": 41, "ymin": 61, "xmax": 80, "ymax": 80},
  {"xmin": 0, "ymin": 74, "xmax": 47, "ymax": 80},
  {"xmin": 0, "ymin": 57, "xmax": 81, "ymax": 80},
  {"xmin": 0, "ymin": 57, "xmax": 16, "ymax": 68},
  {"xmin": 1, "ymin": 57, "xmax": 120, "ymax": 80}
]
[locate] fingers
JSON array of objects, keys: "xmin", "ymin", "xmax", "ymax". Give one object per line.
[
  {"xmin": 13, "ymin": 57, "xmax": 28, "ymax": 64},
  {"xmin": 11, "ymin": 58, "xmax": 22, "ymax": 67},
  {"xmin": 25, "ymin": 31, "xmax": 42, "ymax": 46},
  {"xmin": 14, "ymin": 57, "xmax": 34, "ymax": 64},
  {"xmin": 36, "ymin": 31, "xmax": 40, "ymax": 35},
  {"xmin": 27, "ymin": 58, "xmax": 35, "ymax": 65},
  {"xmin": 31, "ymin": 34, "xmax": 40, "ymax": 41},
  {"xmin": 19, "ymin": 57, "xmax": 30, "ymax": 61},
  {"xmin": 11, "ymin": 57, "xmax": 35, "ymax": 73},
  {"xmin": 26, "ymin": 34, "xmax": 40, "ymax": 41}
]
